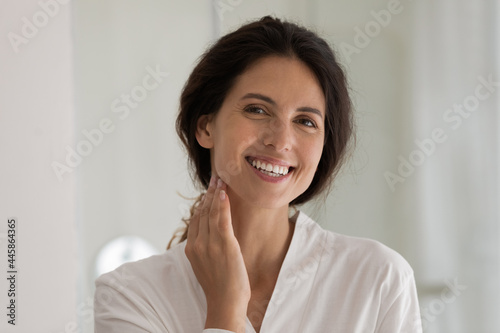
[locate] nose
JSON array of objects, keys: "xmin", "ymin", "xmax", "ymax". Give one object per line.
[{"xmin": 261, "ymin": 118, "xmax": 292, "ymax": 152}]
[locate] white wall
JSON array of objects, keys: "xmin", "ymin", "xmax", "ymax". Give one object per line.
[
  {"xmin": 0, "ymin": 0, "xmax": 77, "ymax": 332},
  {"xmin": 409, "ymin": 1, "xmax": 499, "ymax": 331},
  {"xmin": 72, "ymin": 1, "xmax": 214, "ymax": 332}
]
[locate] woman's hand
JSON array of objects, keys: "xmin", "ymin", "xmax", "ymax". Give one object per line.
[{"xmin": 185, "ymin": 176, "xmax": 251, "ymax": 333}]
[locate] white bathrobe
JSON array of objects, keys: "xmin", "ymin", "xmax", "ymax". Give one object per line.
[{"xmin": 94, "ymin": 211, "xmax": 422, "ymax": 333}]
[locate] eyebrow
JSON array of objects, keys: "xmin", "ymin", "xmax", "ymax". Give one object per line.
[{"xmin": 241, "ymin": 93, "xmax": 324, "ymax": 118}]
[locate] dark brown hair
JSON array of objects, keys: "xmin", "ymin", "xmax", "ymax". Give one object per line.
[{"xmin": 168, "ymin": 16, "xmax": 353, "ymax": 248}]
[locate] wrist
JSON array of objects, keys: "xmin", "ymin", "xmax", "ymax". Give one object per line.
[{"xmin": 205, "ymin": 303, "xmax": 248, "ymax": 333}]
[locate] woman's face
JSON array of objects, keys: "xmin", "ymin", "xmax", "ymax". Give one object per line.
[{"xmin": 197, "ymin": 56, "xmax": 325, "ymax": 209}]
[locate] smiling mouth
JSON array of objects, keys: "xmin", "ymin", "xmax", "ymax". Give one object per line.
[{"xmin": 245, "ymin": 157, "xmax": 294, "ymax": 178}]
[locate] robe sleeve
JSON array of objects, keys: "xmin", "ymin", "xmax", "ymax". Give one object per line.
[
  {"xmin": 94, "ymin": 273, "xmax": 240, "ymax": 333},
  {"xmin": 94, "ymin": 277, "xmax": 158, "ymax": 333},
  {"xmin": 376, "ymin": 274, "xmax": 423, "ymax": 333}
]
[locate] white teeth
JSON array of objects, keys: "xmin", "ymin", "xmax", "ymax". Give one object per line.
[
  {"xmin": 248, "ymin": 158, "xmax": 291, "ymax": 176},
  {"xmin": 261, "ymin": 170, "xmax": 280, "ymax": 177}
]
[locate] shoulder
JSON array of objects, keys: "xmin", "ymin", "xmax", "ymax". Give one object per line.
[
  {"xmin": 293, "ymin": 212, "xmax": 421, "ymax": 332},
  {"xmin": 94, "ymin": 242, "xmax": 201, "ymax": 330},
  {"xmin": 333, "ymin": 231, "xmax": 412, "ymax": 274},
  {"xmin": 95, "ymin": 242, "xmax": 186, "ymax": 298},
  {"xmin": 297, "ymin": 211, "xmax": 414, "ymax": 283},
  {"xmin": 93, "ymin": 242, "xmax": 208, "ymax": 331}
]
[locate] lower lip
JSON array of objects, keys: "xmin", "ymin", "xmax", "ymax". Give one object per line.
[{"xmin": 246, "ymin": 160, "xmax": 293, "ymax": 183}]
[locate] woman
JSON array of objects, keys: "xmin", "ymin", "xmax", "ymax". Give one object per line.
[{"xmin": 94, "ymin": 16, "xmax": 422, "ymax": 333}]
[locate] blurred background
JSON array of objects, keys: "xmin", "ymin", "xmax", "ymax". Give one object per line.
[{"xmin": 1, "ymin": 0, "xmax": 499, "ymax": 332}]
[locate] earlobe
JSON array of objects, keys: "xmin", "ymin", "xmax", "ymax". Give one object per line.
[{"xmin": 195, "ymin": 114, "xmax": 214, "ymax": 149}]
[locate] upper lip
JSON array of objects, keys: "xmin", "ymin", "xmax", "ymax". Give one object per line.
[{"xmin": 246, "ymin": 155, "xmax": 294, "ymax": 168}]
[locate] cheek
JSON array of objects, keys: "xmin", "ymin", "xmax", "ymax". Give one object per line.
[
  {"xmin": 307, "ymin": 137, "xmax": 324, "ymax": 164},
  {"xmin": 301, "ymin": 140, "xmax": 324, "ymax": 180},
  {"xmin": 212, "ymin": 132, "xmax": 253, "ymax": 184},
  {"xmin": 215, "ymin": 157, "xmax": 242, "ymax": 184}
]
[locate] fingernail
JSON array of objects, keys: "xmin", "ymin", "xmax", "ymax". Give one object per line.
[
  {"xmin": 220, "ymin": 190, "xmax": 226, "ymax": 200},
  {"xmin": 209, "ymin": 175, "xmax": 216, "ymax": 188},
  {"xmin": 217, "ymin": 178, "xmax": 223, "ymax": 188}
]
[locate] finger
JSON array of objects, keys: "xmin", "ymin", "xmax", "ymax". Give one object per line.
[
  {"xmin": 216, "ymin": 181, "xmax": 235, "ymax": 240},
  {"xmin": 186, "ymin": 194, "xmax": 203, "ymax": 244},
  {"xmin": 208, "ymin": 179, "xmax": 224, "ymax": 243},
  {"xmin": 199, "ymin": 175, "xmax": 217, "ymax": 239}
]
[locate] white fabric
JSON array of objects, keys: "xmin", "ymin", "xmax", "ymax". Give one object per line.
[{"xmin": 94, "ymin": 211, "xmax": 422, "ymax": 332}]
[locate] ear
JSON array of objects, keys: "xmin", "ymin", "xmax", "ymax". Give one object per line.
[{"xmin": 195, "ymin": 114, "xmax": 214, "ymax": 149}]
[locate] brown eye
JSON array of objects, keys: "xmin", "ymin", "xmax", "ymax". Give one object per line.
[
  {"xmin": 244, "ymin": 106, "xmax": 267, "ymax": 115},
  {"xmin": 297, "ymin": 118, "xmax": 317, "ymax": 128}
]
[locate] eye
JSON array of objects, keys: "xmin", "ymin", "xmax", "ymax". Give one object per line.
[
  {"xmin": 296, "ymin": 118, "xmax": 317, "ymax": 128},
  {"xmin": 244, "ymin": 105, "xmax": 267, "ymax": 115}
]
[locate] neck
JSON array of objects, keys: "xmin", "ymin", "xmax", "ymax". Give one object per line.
[{"xmin": 227, "ymin": 188, "xmax": 295, "ymax": 288}]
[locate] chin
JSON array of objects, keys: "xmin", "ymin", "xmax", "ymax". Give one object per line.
[{"xmin": 248, "ymin": 191, "xmax": 296, "ymax": 210}]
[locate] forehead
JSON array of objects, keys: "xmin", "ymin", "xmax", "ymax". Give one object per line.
[{"xmin": 226, "ymin": 56, "xmax": 325, "ymax": 113}]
